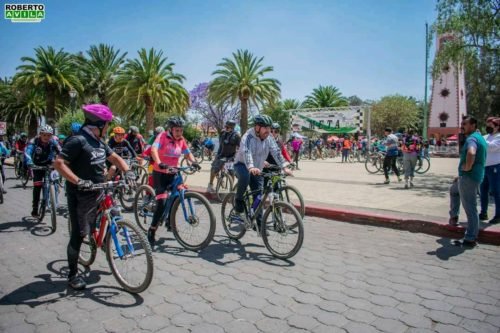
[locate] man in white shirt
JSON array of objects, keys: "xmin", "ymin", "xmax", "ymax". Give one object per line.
[{"xmin": 480, "ymin": 117, "xmax": 500, "ymax": 224}]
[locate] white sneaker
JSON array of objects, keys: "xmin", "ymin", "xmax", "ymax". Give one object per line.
[{"xmin": 207, "ymin": 184, "xmax": 215, "ymax": 193}]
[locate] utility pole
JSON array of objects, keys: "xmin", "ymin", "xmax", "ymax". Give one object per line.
[{"xmin": 423, "ymin": 22, "xmax": 429, "ymax": 141}]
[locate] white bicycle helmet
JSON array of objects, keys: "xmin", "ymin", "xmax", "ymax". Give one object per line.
[{"xmin": 39, "ymin": 125, "xmax": 54, "ymax": 135}]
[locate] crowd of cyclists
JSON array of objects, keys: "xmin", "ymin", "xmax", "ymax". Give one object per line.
[{"xmin": 0, "ymin": 104, "xmax": 305, "ymax": 292}]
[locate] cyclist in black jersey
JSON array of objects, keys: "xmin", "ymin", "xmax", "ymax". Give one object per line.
[
  {"xmin": 107, "ymin": 126, "xmax": 137, "ymax": 180},
  {"xmin": 54, "ymin": 104, "xmax": 137, "ymax": 290}
]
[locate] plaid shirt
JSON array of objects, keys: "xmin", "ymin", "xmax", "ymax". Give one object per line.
[{"xmin": 235, "ymin": 128, "xmax": 287, "ymax": 170}]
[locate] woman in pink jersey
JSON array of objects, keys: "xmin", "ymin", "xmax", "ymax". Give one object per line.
[{"xmin": 147, "ymin": 116, "xmax": 200, "ymax": 247}]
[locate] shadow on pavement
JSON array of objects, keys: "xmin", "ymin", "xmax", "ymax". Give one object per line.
[
  {"xmin": 426, "ymin": 238, "xmax": 472, "ymax": 260},
  {"xmin": 0, "ymin": 260, "xmax": 144, "ymax": 308},
  {"xmin": 0, "ymin": 217, "xmax": 54, "ymax": 237},
  {"xmin": 154, "ymin": 235, "xmax": 295, "ymax": 267},
  {"xmin": 387, "ymin": 173, "xmax": 455, "ymax": 198}
]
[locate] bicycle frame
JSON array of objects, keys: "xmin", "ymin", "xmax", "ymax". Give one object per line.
[
  {"xmin": 157, "ymin": 170, "xmax": 197, "ymax": 228},
  {"xmin": 92, "ymin": 184, "xmax": 133, "ymax": 258}
]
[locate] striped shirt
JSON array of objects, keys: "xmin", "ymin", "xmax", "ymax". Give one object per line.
[{"xmin": 235, "ymin": 128, "xmax": 287, "ymax": 170}]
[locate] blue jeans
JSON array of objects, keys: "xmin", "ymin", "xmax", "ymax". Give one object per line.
[
  {"xmin": 234, "ymin": 162, "xmax": 263, "ymax": 214},
  {"xmin": 480, "ymin": 164, "xmax": 500, "ymax": 219},
  {"xmin": 458, "ymin": 176, "xmax": 480, "ymax": 241}
]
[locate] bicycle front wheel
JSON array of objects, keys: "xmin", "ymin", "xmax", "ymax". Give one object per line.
[
  {"xmin": 277, "ymin": 185, "xmax": 305, "ymax": 221},
  {"xmin": 180, "ymin": 158, "xmax": 196, "ymax": 175},
  {"xmin": 170, "ymin": 192, "xmax": 216, "ymax": 251},
  {"xmin": 133, "ymin": 184, "xmax": 156, "ymax": 233},
  {"xmin": 215, "ymin": 173, "xmax": 234, "ymax": 202},
  {"xmin": 38, "ymin": 198, "xmax": 46, "ymax": 223},
  {"xmin": 118, "ymin": 185, "xmax": 136, "ymax": 211},
  {"xmin": 49, "ymin": 184, "xmax": 57, "ymax": 233},
  {"xmin": 415, "ymin": 157, "xmax": 430, "ymax": 174},
  {"xmin": 106, "ymin": 219, "xmax": 154, "ymax": 293},
  {"xmin": 262, "ymin": 201, "xmax": 304, "ymax": 259},
  {"xmin": 364, "ymin": 155, "xmax": 380, "ymax": 174}
]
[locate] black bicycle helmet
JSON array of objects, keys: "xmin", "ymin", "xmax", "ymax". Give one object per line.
[
  {"xmin": 166, "ymin": 116, "xmax": 185, "ymax": 128},
  {"xmin": 252, "ymin": 114, "xmax": 273, "ymax": 127},
  {"xmin": 271, "ymin": 122, "xmax": 280, "ymax": 130},
  {"xmin": 225, "ymin": 120, "xmax": 236, "ymax": 127}
]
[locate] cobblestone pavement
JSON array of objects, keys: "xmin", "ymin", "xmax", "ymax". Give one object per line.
[{"xmin": 1, "ymin": 167, "xmax": 500, "ymax": 333}]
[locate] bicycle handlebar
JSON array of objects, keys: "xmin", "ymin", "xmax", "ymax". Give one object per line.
[{"xmin": 83, "ymin": 180, "xmax": 127, "ymax": 191}]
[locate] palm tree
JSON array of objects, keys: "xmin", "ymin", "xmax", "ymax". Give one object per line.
[
  {"xmin": 0, "ymin": 80, "xmax": 45, "ymax": 137},
  {"xmin": 282, "ymin": 98, "xmax": 301, "ymax": 110},
  {"xmin": 302, "ymin": 85, "xmax": 348, "ymax": 108},
  {"xmin": 15, "ymin": 46, "xmax": 83, "ymax": 127},
  {"xmin": 110, "ymin": 48, "xmax": 189, "ymax": 132},
  {"xmin": 82, "ymin": 44, "xmax": 127, "ymax": 104},
  {"xmin": 209, "ymin": 49, "xmax": 281, "ymax": 133}
]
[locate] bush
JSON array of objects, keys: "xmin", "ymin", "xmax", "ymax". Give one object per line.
[
  {"xmin": 183, "ymin": 123, "xmax": 202, "ymax": 142},
  {"xmin": 57, "ymin": 111, "xmax": 85, "ymax": 136}
]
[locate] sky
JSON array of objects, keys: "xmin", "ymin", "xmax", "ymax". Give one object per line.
[{"xmin": 0, "ymin": 0, "xmax": 438, "ymax": 102}]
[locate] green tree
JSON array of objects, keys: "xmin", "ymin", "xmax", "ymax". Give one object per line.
[
  {"xmin": 282, "ymin": 98, "xmax": 301, "ymax": 110},
  {"xmin": 57, "ymin": 110, "xmax": 85, "ymax": 137},
  {"xmin": 0, "ymin": 79, "xmax": 45, "ymax": 137},
  {"xmin": 431, "ymin": 0, "xmax": 499, "ymax": 126},
  {"xmin": 348, "ymin": 95, "xmax": 363, "ymax": 106},
  {"xmin": 302, "ymin": 85, "xmax": 348, "ymax": 108},
  {"xmin": 263, "ymin": 100, "xmax": 293, "ymax": 138},
  {"xmin": 110, "ymin": 48, "xmax": 189, "ymax": 132},
  {"xmin": 81, "ymin": 44, "xmax": 127, "ymax": 105},
  {"xmin": 371, "ymin": 95, "xmax": 420, "ymax": 135},
  {"xmin": 15, "ymin": 46, "xmax": 83, "ymax": 127},
  {"xmin": 209, "ymin": 49, "xmax": 281, "ymax": 133}
]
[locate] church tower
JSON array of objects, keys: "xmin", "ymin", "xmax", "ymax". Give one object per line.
[{"xmin": 428, "ymin": 33, "xmax": 467, "ymax": 139}]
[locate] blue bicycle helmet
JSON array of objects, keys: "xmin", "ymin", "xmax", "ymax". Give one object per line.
[{"xmin": 71, "ymin": 122, "xmax": 82, "ymax": 134}]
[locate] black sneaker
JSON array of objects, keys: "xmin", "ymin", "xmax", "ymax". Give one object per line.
[
  {"xmin": 452, "ymin": 239, "xmax": 477, "ymax": 248},
  {"xmin": 31, "ymin": 210, "xmax": 39, "ymax": 218},
  {"xmin": 489, "ymin": 217, "xmax": 500, "ymax": 225},
  {"xmin": 479, "ymin": 213, "xmax": 489, "ymax": 221},
  {"xmin": 68, "ymin": 275, "xmax": 86, "ymax": 290},
  {"xmin": 147, "ymin": 228, "xmax": 156, "ymax": 248}
]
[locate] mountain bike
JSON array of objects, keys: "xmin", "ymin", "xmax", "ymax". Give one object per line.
[
  {"xmin": 221, "ymin": 168, "xmax": 304, "ymax": 259},
  {"xmin": 68, "ymin": 180, "xmax": 153, "ymax": 293},
  {"xmin": 133, "ymin": 166, "xmax": 216, "ymax": 251},
  {"xmin": 214, "ymin": 158, "xmax": 235, "ymax": 202},
  {"xmin": 31, "ymin": 165, "xmax": 58, "ymax": 232},
  {"xmin": 14, "ymin": 151, "xmax": 26, "ymax": 179}
]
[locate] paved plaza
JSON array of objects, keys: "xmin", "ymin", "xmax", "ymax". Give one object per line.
[{"xmin": 1, "ymin": 163, "xmax": 499, "ymax": 333}]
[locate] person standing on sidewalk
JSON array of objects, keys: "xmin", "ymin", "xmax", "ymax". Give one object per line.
[
  {"xmin": 402, "ymin": 130, "xmax": 420, "ymax": 189},
  {"xmin": 452, "ymin": 116, "xmax": 487, "ymax": 248},
  {"xmin": 479, "ymin": 117, "xmax": 500, "ymax": 224},
  {"xmin": 291, "ymin": 134, "xmax": 302, "ymax": 169},
  {"xmin": 341, "ymin": 135, "xmax": 351, "ymax": 163},
  {"xmin": 382, "ymin": 128, "xmax": 402, "ymax": 184}
]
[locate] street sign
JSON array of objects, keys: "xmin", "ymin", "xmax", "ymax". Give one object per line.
[{"xmin": 0, "ymin": 121, "xmax": 6, "ymax": 135}]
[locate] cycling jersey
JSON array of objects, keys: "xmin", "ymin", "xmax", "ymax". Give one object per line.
[
  {"xmin": 152, "ymin": 131, "xmax": 190, "ymax": 173},
  {"xmin": 15, "ymin": 140, "xmax": 28, "ymax": 152},
  {"xmin": 25, "ymin": 138, "xmax": 61, "ymax": 166},
  {"xmin": 217, "ymin": 130, "xmax": 240, "ymax": 158},
  {"xmin": 108, "ymin": 137, "xmax": 137, "ymax": 159},
  {"xmin": 60, "ymin": 129, "xmax": 114, "ymax": 190},
  {"xmin": 126, "ymin": 134, "xmax": 144, "ymax": 155}
]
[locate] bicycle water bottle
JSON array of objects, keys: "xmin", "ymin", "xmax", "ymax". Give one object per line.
[{"xmin": 252, "ymin": 194, "xmax": 262, "ymax": 212}]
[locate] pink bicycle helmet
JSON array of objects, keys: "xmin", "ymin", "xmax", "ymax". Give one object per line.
[{"xmin": 82, "ymin": 104, "xmax": 113, "ymax": 122}]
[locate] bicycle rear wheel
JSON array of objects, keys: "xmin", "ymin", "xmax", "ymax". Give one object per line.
[
  {"xmin": 170, "ymin": 192, "xmax": 216, "ymax": 251},
  {"xmin": 106, "ymin": 219, "xmax": 153, "ymax": 293},
  {"xmin": 215, "ymin": 173, "xmax": 234, "ymax": 202},
  {"xmin": 133, "ymin": 184, "xmax": 156, "ymax": 232},
  {"xmin": 49, "ymin": 184, "xmax": 57, "ymax": 233},
  {"xmin": 67, "ymin": 215, "xmax": 97, "ymax": 266},
  {"xmin": 220, "ymin": 193, "xmax": 246, "ymax": 240},
  {"xmin": 262, "ymin": 201, "xmax": 304, "ymax": 259}
]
